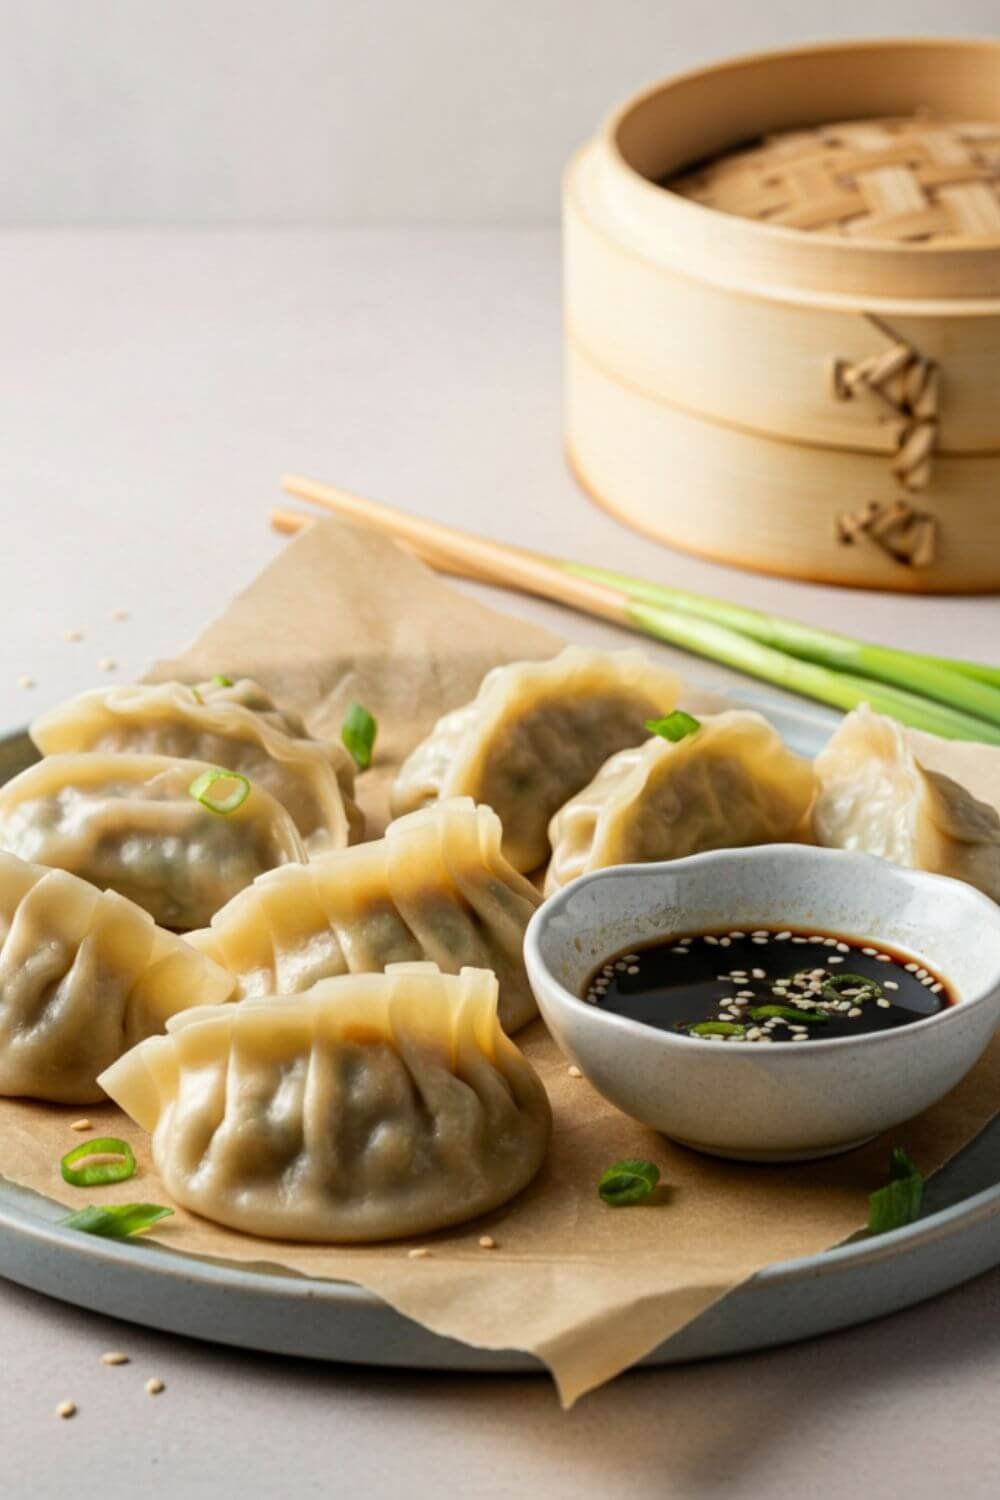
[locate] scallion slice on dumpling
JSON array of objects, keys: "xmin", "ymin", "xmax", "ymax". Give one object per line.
[
  {"xmin": 99, "ymin": 963, "xmax": 551, "ymax": 1243},
  {"xmin": 545, "ymin": 710, "xmax": 815, "ymax": 893},
  {"xmin": 391, "ymin": 647, "xmax": 682, "ymax": 871},
  {"xmin": 187, "ymin": 797, "xmax": 541, "ymax": 1031},
  {"xmin": 0, "ymin": 752, "xmax": 306, "ymax": 930},
  {"xmin": 812, "ymin": 705, "xmax": 1000, "ymax": 901},
  {"xmin": 0, "ymin": 849, "xmax": 233, "ymax": 1103}
]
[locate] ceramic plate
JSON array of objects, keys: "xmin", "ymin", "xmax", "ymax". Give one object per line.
[{"xmin": 2, "ymin": 704, "xmax": 1000, "ymax": 1373}]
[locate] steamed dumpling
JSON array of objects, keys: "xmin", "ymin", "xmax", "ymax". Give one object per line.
[
  {"xmin": 391, "ymin": 648, "xmax": 681, "ymax": 870},
  {"xmin": 188, "ymin": 797, "xmax": 541, "ymax": 1031},
  {"xmin": 30, "ymin": 680, "xmax": 363, "ymax": 854},
  {"xmin": 0, "ymin": 849, "xmax": 233, "ymax": 1102},
  {"xmin": 0, "ymin": 753, "xmax": 306, "ymax": 929},
  {"xmin": 545, "ymin": 710, "xmax": 815, "ymax": 893},
  {"xmin": 191, "ymin": 676, "xmax": 309, "ymax": 736},
  {"xmin": 99, "ymin": 963, "xmax": 551, "ymax": 1243},
  {"xmin": 813, "ymin": 705, "xmax": 1000, "ymax": 901}
]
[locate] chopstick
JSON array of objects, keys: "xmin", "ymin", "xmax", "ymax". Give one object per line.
[
  {"xmin": 271, "ymin": 476, "xmax": 1000, "ymax": 744},
  {"xmin": 276, "ymin": 477, "xmax": 631, "ymax": 625}
]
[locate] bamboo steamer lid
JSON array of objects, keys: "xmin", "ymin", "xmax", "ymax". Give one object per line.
[{"xmin": 563, "ymin": 38, "xmax": 1000, "ymax": 591}]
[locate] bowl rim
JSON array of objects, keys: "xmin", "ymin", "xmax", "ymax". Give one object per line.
[{"xmin": 524, "ymin": 844, "xmax": 1000, "ymax": 1058}]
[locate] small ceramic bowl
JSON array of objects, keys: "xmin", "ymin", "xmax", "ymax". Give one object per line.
[{"xmin": 524, "ymin": 846, "xmax": 1000, "ymax": 1161}]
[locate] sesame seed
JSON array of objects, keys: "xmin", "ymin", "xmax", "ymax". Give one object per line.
[
  {"xmin": 829, "ymin": 955, "xmax": 845, "ymax": 964},
  {"xmin": 824, "ymin": 938, "xmax": 838, "ymax": 948},
  {"xmin": 931, "ymin": 982, "xmax": 944, "ymax": 994},
  {"xmin": 862, "ymin": 948, "xmax": 878, "ymax": 956},
  {"xmin": 145, "ymin": 1378, "xmax": 165, "ymax": 1397},
  {"xmin": 808, "ymin": 936, "xmax": 825, "ymax": 944},
  {"xmin": 746, "ymin": 1027, "xmax": 763, "ymax": 1041},
  {"xmin": 751, "ymin": 968, "xmax": 766, "ymax": 980},
  {"xmin": 112, "ymin": 609, "xmax": 129, "ymax": 622},
  {"xmin": 922, "ymin": 975, "xmax": 935, "ymax": 987},
  {"xmin": 848, "ymin": 1007, "xmax": 863, "ymax": 1018},
  {"xmin": 704, "ymin": 936, "xmax": 719, "ymax": 946},
  {"xmin": 478, "ymin": 1235, "xmax": 498, "ymax": 1250},
  {"xmin": 729, "ymin": 931, "xmax": 746, "ymax": 939},
  {"xmin": 876, "ymin": 954, "xmax": 892, "ymax": 963},
  {"xmin": 836, "ymin": 943, "xmax": 850, "ymax": 953},
  {"xmin": 17, "ymin": 674, "xmax": 35, "ymax": 690},
  {"xmin": 792, "ymin": 1033, "xmax": 809, "ymax": 1042},
  {"xmin": 751, "ymin": 930, "xmax": 768, "ymax": 938},
  {"xmin": 100, "ymin": 1351, "xmax": 129, "ymax": 1366},
  {"xmin": 98, "ymin": 657, "xmax": 117, "ymax": 673},
  {"xmin": 719, "ymin": 937, "xmax": 731, "ymax": 947},
  {"xmin": 63, "ymin": 628, "xmax": 84, "ymax": 642},
  {"xmin": 672, "ymin": 947, "xmax": 689, "ymax": 957},
  {"xmin": 775, "ymin": 931, "xmax": 791, "ymax": 941},
  {"xmin": 615, "ymin": 961, "xmax": 627, "ymax": 971},
  {"xmin": 623, "ymin": 953, "xmax": 639, "ymax": 962},
  {"xmin": 752, "ymin": 936, "xmax": 768, "ymax": 944},
  {"xmin": 729, "ymin": 971, "xmax": 748, "ymax": 979},
  {"xmin": 69, "ymin": 1118, "xmax": 92, "ymax": 1132},
  {"xmin": 736, "ymin": 990, "xmax": 754, "ymax": 1000},
  {"xmin": 905, "ymin": 963, "xmax": 919, "ymax": 973},
  {"xmin": 56, "ymin": 1400, "xmax": 76, "ymax": 1420},
  {"xmin": 567, "ymin": 1065, "xmax": 583, "ymax": 1079},
  {"xmin": 408, "ymin": 1247, "xmax": 431, "ymax": 1259},
  {"xmin": 877, "ymin": 998, "xmax": 891, "ymax": 1009},
  {"xmin": 791, "ymin": 936, "xmax": 808, "ymax": 944},
  {"xmin": 626, "ymin": 965, "xmax": 639, "ymax": 975},
  {"xmin": 884, "ymin": 981, "xmax": 899, "ymax": 990}
]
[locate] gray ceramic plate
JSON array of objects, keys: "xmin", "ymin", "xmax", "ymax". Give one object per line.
[{"xmin": 2, "ymin": 701, "xmax": 1000, "ymax": 1373}]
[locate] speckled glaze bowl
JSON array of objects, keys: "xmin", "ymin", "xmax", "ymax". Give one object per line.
[{"xmin": 525, "ymin": 846, "xmax": 1000, "ymax": 1161}]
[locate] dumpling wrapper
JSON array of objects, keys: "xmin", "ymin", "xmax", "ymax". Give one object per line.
[
  {"xmin": 545, "ymin": 710, "xmax": 816, "ymax": 893},
  {"xmin": 0, "ymin": 752, "xmax": 306, "ymax": 930},
  {"xmin": 391, "ymin": 647, "xmax": 681, "ymax": 871},
  {"xmin": 0, "ymin": 849, "xmax": 233, "ymax": 1103},
  {"xmin": 188, "ymin": 797, "xmax": 541, "ymax": 1031},
  {"xmin": 813, "ymin": 705, "xmax": 1000, "ymax": 902},
  {"xmin": 30, "ymin": 679, "xmax": 363, "ymax": 854},
  {"xmin": 99, "ymin": 962, "xmax": 552, "ymax": 1243}
]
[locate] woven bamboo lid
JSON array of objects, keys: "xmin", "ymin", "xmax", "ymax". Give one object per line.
[{"xmin": 670, "ymin": 115, "xmax": 1000, "ymax": 245}]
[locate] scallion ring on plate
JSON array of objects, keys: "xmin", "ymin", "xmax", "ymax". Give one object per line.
[
  {"xmin": 61, "ymin": 1203, "xmax": 173, "ymax": 1238},
  {"xmin": 188, "ymin": 767, "xmax": 251, "ymax": 815},
  {"xmin": 60, "ymin": 1137, "xmax": 136, "ymax": 1188},
  {"xmin": 210, "ymin": 674, "xmax": 234, "ymax": 687}
]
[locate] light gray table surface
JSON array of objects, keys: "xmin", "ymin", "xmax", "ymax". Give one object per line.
[{"xmin": 1, "ymin": 228, "xmax": 999, "ymax": 1498}]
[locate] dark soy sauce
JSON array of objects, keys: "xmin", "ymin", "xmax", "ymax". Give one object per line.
[{"xmin": 585, "ymin": 928, "xmax": 954, "ymax": 1044}]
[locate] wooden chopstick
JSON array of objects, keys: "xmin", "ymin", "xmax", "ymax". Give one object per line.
[{"xmin": 277, "ymin": 475, "xmax": 630, "ymax": 626}]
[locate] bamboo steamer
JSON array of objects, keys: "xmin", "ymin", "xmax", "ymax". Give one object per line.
[{"xmin": 563, "ymin": 38, "xmax": 1000, "ymax": 592}]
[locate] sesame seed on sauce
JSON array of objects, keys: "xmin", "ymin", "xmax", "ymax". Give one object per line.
[{"xmin": 585, "ymin": 930, "xmax": 952, "ymax": 1044}]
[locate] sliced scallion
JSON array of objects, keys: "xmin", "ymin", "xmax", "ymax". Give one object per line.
[
  {"xmin": 60, "ymin": 1138, "xmax": 136, "ymax": 1188},
  {"xmin": 188, "ymin": 767, "xmax": 251, "ymax": 815},
  {"xmin": 821, "ymin": 973, "xmax": 882, "ymax": 1005},
  {"xmin": 61, "ymin": 1203, "xmax": 173, "ymax": 1239},
  {"xmin": 646, "ymin": 709, "xmax": 700, "ymax": 742},
  {"xmin": 748, "ymin": 1005, "xmax": 828, "ymax": 1024},
  {"xmin": 598, "ymin": 1159, "xmax": 660, "ymax": 1206},
  {"xmin": 689, "ymin": 1021, "xmax": 745, "ymax": 1038},
  {"xmin": 868, "ymin": 1147, "xmax": 923, "ymax": 1234},
  {"xmin": 210, "ymin": 674, "xmax": 234, "ymax": 687},
  {"xmin": 341, "ymin": 702, "xmax": 377, "ymax": 770}
]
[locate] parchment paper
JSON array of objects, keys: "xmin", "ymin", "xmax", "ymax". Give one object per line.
[{"xmin": 4, "ymin": 517, "xmax": 1000, "ymax": 1407}]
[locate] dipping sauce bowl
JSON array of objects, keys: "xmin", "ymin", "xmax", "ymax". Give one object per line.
[{"xmin": 524, "ymin": 846, "xmax": 1000, "ymax": 1161}]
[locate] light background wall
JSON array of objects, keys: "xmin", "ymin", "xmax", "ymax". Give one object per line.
[{"xmin": 1, "ymin": 1, "xmax": 997, "ymax": 224}]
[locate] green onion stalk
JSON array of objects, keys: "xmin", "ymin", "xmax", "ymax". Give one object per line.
[
  {"xmin": 565, "ymin": 563, "xmax": 1000, "ymax": 733},
  {"xmin": 626, "ymin": 600, "xmax": 1000, "ymax": 744}
]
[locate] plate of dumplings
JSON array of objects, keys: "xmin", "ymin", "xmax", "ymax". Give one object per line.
[{"xmin": 2, "ymin": 649, "xmax": 1000, "ymax": 1370}]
